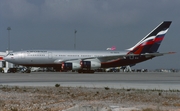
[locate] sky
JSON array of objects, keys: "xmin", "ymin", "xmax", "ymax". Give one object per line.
[{"xmin": 0, "ymin": 0, "xmax": 179, "ymax": 69}]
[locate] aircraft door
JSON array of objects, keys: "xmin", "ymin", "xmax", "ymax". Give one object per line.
[
  {"xmin": 21, "ymin": 52, "xmax": 25, "ymax": 58},
  {"xmin": 48, "ymin": 52, "xmax": 52, "ymax": 59}
]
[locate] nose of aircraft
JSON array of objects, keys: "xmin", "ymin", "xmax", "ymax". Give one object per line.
[
  {"xmin": 3, "ymin": 55, "xmax": 7, "ymax": 61},
  {"xmin": 3, "ymin": 55, "xmax": 10, "ymax": 61},
  {"xmin": 3, "ymin": 53, "xmax": 17, "ymax": 63}
]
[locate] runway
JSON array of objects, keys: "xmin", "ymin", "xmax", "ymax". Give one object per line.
[{"xmin": 0, "ymin": 72, "xmax": 180, "ymax": 90}]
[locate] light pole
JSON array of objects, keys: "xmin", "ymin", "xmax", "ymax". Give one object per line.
[
  {"xmin": 74, "ymin": 30, "xmax": 77, "ymax": 50},
  {"xmin": 7, "ymin": 27, "xmax": 11, "ymax": 51}
]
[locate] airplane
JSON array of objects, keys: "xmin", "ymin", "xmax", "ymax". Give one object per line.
[
  {"xmin": 106, "ymin": 46, "xmax": 116, "ymax": 50},
  {"xmin": 4, "ymin": 21, "xmax": 174, "ymax": 73}
]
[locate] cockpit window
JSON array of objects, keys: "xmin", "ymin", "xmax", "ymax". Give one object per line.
[{"xmin": 9, "ymin": 53, "xmax": 14, "ymax": 56}]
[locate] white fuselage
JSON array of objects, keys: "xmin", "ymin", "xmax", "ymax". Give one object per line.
[{"xmin": 4, "ymin": 50, "xmax": 127, "ymax": 65}]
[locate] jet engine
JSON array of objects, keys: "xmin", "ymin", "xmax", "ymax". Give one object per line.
[
  {"xmin": 61, "ymin": 59, "xmax": 101, "ymax": 73},
  {"xmin": 80, "ymin": 60, "xmax": 101, "ymax": 70},
  {"xmin": 61, "ymin": 62, "xmax": 81, "ymax": 70}
]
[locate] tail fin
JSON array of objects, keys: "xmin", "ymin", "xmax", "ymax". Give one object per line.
[
  {"xmin": 127, "ymin": 21, "xmax": 172, "ymax": 54},
  {"xmin": 107, "ymin": 46, "xmax": 116, "ymax": 50}
]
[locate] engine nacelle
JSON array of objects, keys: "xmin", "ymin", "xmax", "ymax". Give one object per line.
[
  {"xmin": 80, "ymin": 61, "xmax": 101, "ymax": 69},
  {"xmin": 61, "ymin": 62, "xmax": 81, "ymax": 70}
]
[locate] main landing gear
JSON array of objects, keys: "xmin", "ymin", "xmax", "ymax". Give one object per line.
[{"xmin": 21, "ymin": 67, "xmax": 31, "ymax": 73}]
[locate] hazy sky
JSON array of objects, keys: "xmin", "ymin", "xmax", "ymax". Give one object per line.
[{"xmin": 0, "ymin": 0, "xmax": 179, "ymax": 69}]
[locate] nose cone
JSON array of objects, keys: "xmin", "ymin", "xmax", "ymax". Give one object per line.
[
  {"xmin": 3, "ymin": 55, "xmax": 10, "ymax": 61},
  {"xmin": 3, "ymin": 56, "xmax": 7, "ymax": 61}
]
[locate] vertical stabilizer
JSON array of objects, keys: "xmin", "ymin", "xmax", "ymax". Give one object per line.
[{"xmin": 127, "ymin": 21, "xmax": 172, "ymax": 54}]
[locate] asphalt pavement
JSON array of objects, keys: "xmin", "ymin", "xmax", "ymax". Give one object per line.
[{"xmin": 0, "ymin": 72, "xmax": 180, "ymax": 90}]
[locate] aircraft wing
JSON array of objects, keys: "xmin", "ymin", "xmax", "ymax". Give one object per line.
[
  {"xmin": 96, "ymin": 52, "xmax": 175, "ymax": 62},
  {"xmin": 93, "ymin": 54, "xmax": 137, "ymax": 62},
  {"xmin": 54, "ymin": 54, "xmax": 138, "ymax": 64},
  {"xmin": 54, "ymin": 52, "xmax": 175, "ymax": 64}
]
